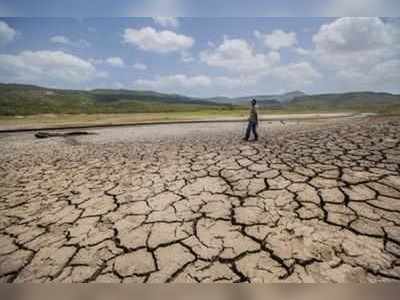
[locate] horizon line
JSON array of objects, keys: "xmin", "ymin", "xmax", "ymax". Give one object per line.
[{"xmin": 1, "ymin": 82, "xmax": 399, "ymax": 98}]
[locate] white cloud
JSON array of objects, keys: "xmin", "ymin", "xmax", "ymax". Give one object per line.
[
  {"xmin": 0, "ymin": 50, "xmax": 99, "ymax": 86},
  {"xmin": 207, "ymin": 41, "xmax": 215, "ymax": 47},
  {"xmin": 313, "ymin": 18, "xmax": 395, "ymax": 55},
  {"xmin": 198, "ymin": 36, "xmax": 321, "ymax": 93},
  {"xmin": 73, "ymin": 39, "xmax": 91, "ymax": 48},
  {"xmin": 294, "ymin": 47, "xmax": 310, "ymax": 56},
  {"xmin": 253, "ymin": 30, "xmax": 262, "ymax": 40},
  {"xmin": 96, "ymin": 71, "xmax": 109, "ymax": 79},
  {"xmin": 180, "ymin": 51, "xmax": 194, "ymax": 63},
  {"xmin": 133, "ymin": 73, "xmax": 261, "ymax": 95},
  {"xmin": 91, "ymin": 57, "xmax": 146, "ymax": 70},
  {"xmin": 289, "ymin": 17, "xmax": 400, "ymax": 93},
  {"xmin": 132, "ymin": 67, "xmax": 319, "ymax": 96},
  {"xmin": 133, "ymin": 63, "xmax": 148, "ymax": 70},
  {"xmin": 0, "ymin": 21, "xmax": 16, "ymax": 45},
  {"xmin": 370, "ymin": 59, "xmax": 400, "ymax": 85},
  {"xmin": 88, "ymin": 58, "xmax": 104, "ymax": 65},
  {"xmin": 267, "ymin": 62, "xmax": 322, "ymax": 88},
  {"xmin": 135, "ymin": 74, "xmax": 211, "ymax": 91},
  {"xmin": 255, "ymin": 29, "xmax": 297, "ymax": 50},
  {"xmin": 123, "ymin": 27, "xmax": 194, "ymax": 53},
  {"xmin": 200, "ymin": 37, "xmax": 280, "ymax": 72},
  {"xmin": 153, "ymin": 17, "xmax": 179, "ymax": 28},
  {"xmin": 50, "ymin": 35, "xmax": 91, "ymax": 48},
  {"xmin": 50, "ymin": 35, "xmax": 70, "ymax": 44},
  {"xmin": 336, "ymin": 59, "xmax": 400, "ymax": 90},
  {"xmin": 113, "ymin": 82, "xmax": 125, "ymax": 89},
  {"xmin": 106, "ymin": 56, "xmax": 125, "ymax": 67},
  {"xmin": 213, "ymin": 76, "xmax": 257, "ymax": 89},
  {"xmin": 311, "ymin": 17, "xmax": 400, "ymax": 91}
]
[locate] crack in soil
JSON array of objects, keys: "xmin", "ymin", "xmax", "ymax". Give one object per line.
[{"xmin": 0, "ymin": 117, "xmax": 400, "ymax": 282}]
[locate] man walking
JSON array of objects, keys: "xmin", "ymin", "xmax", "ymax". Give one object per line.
[{"xmin": 243, "ymin": 99, "xmax": 258, "ymax": 141}]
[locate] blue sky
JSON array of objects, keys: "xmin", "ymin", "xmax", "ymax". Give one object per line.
[
  {"xmin": 1, "ymin": 1, "xmax": 400, "ymax": 17},
  {"xmin": 0, "ymin": 17, "xmax": 400, "ymax": 97}
]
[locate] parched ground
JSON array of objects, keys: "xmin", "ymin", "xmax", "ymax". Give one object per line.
[{"xmin": 0, "ymin": 116, "xmax": 399, "ymax": 283}]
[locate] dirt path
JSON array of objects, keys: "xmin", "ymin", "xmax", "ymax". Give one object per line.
[
  {"xmin": 0, "ymin": 116, "xmax": 399, "ymax": 282},
  {"xmin": 0, "ymin": 112, "xmax": 361, "ymax": 132}
]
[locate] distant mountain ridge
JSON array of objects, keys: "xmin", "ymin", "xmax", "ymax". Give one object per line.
[
  {"xmin": 0, "ymin": 83, "xmax": 226, "ymax": 115},
  {"xmin": 0, "ymin": 83, "xmax": 399, "ymax": 115},
  {"xmin": 289, "ymin": 92, "xmax": 400, "ymax": 111},
  {"xmin": 204, "ymin": 91, "xmax": 306, "ymax": 104}
]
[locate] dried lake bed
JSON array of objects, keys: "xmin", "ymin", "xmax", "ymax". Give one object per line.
[{"xmin": 0, "ymin": 115, "xmax": 400, "ymax": 282}]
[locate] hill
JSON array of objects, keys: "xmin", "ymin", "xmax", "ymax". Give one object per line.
[
  {"xmin": 206, "ymin": 91, "xmax": 306, "ymax": 104},
  {"xmin": 0, "ymin": 83, "xmax": 231, "ymax": 115},
  {"xmin": 1, "ymin": 83, "xmax": 400, "ymax": 115},
  {"xmin": 288, "ymin": 92, "xmax": 400, "ymax": 113}
]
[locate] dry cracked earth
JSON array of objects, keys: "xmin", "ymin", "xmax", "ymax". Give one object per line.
[{"xmin": 0, "ymin": 116, "xmax": 400, "ymax": 283}]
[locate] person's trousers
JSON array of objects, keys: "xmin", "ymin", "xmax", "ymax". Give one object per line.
[{"xmin": 245, "ymin": 121, "xmax": 258, "ymax": 140}]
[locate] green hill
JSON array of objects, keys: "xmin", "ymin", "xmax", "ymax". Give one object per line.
[
  {"xmin": 0, "ymin": 83, "xmax": 231, "ymax": 115},
  {"xmin": 205, "ymin": 91, "xmax": 306, "ymax": 104},
  {"xmin": 288, "ymin": 92, "xmax": 400, "ymax": 114},
  {"xmin": 1, "ymin": 83, "xmax": 400, "ymax": 115}
]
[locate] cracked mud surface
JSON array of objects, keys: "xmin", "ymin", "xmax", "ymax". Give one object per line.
[{"xmin": 0, "ymin": 117, "xmax": 400, "ymax": 283}]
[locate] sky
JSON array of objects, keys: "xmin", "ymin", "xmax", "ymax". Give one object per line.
[
  {"xmin": 1, "ymin": 0, "xmax": 400, "ymax": 17},
  {"xmin": 0, "ymin": 16, "xmax": 400, "ymax": 97}
]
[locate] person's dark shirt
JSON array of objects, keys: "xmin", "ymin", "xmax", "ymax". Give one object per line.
[{"xmin": 249, "ymin": 105, "xmax": 258, "ymax": 123}]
